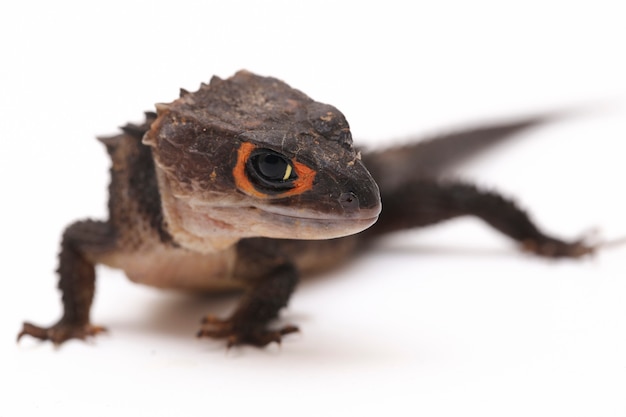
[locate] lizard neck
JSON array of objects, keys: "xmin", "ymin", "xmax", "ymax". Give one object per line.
[{"xmin": 155, "ymin": 167, "xmax": 241, "ymax": 254}]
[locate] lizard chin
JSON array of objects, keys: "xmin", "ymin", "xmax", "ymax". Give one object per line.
[
  {"xmin": 168, "ymin": 203, "xmax": 379, "ymax": 254},
  {"xmin": 159, "ymin": 189, "xmax": 379, "ymax": 254}
]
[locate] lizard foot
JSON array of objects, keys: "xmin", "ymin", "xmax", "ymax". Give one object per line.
[
  {"xmin": 17, "ymin": 320, "xmax": 107, "ymax": 345},
  {"xmin": 197, "ymin": 315, "xmax": 299, "ymax": 348},
  {"xmin": 521, "ymin": 237, "xmax": 595, "ymax": 259}
]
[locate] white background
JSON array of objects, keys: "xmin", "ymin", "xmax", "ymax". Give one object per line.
[{"xmin": 1, "ymin": 1, "xmax": 625, "ymax": 416}]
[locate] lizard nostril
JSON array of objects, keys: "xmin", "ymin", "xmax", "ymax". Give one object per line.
[{"xmin": 339, "ymin": 192, "xmax": 360, "ymax": 212}]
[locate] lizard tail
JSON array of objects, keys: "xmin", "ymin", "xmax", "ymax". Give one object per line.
[{"xmin": 361, "ymin": 113, "xmax": 555, "ymax": 192}]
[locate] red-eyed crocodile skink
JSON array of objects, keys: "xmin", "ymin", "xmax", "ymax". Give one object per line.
[{"xmin": 18, "ymin": 71, "xmax": 594, "ymax": 348}]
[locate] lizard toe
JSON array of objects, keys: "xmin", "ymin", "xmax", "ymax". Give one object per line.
[
  {"xmin": 197, "ymin": 315, "xmax": 298, "ymax": 348},
  {"xmin": 17, "ymin": 320, "xmax": 106, "ymax": 345}
]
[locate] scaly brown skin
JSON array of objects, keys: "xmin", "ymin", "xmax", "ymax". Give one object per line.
[{"xmin": 18, "ymin": 71, "xmax": 595, "ymax": 348}]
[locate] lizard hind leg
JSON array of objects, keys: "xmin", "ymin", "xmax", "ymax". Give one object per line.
[
  {"xmin": 365, "ymin": 179, "xmax": 595, "ymax": 259},
  {"xmin": 18, "ymin": 220, "xmax": 113, "ymax": 345}
]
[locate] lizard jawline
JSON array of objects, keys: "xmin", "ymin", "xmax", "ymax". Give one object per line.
[{"xmin": 163, "ymin": 197, "xmax": 377, "ymax": 253}]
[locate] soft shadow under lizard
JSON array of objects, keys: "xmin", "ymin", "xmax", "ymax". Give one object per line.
[{"xmin": 18, "ymin": 70, "xmax": 596, "ymax": 348}]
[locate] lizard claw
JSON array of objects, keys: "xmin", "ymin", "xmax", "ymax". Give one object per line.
[
  {"xmin": 525, "ymin": 229, "xmax": 626, "ymax": 258},
  {"xmin": 197, "ymin": 315, "xmax": 298, "ymax": 348},
  {"xmin": 520, "ymin": 228, "xmax": 602, "ymax": 259},
  {"xmin": 521, "ymin": 238, "xmax": 594, "ymax": 258},
  {"xmin": 17, "ymin": 320, "xmax": 107, "ymax": 345}
]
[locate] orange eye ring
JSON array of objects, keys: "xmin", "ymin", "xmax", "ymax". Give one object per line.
[{"xmin": 233, "ymin": 142, "xmax": 316, "ymax": 198}]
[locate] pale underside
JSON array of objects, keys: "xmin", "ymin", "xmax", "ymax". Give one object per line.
[{"xmin": 98, "ymin": 234, "xmax": 358, "ymax": 292}]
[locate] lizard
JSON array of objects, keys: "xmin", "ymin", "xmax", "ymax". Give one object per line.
[{"xmin": 18, "ymin": 70, "xmax": 594, "ymax": 348}]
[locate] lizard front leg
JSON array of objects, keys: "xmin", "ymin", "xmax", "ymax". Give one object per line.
[
  {"xmin": 197, "ymin": 263, "xmax": 299, "ymax": 347},
  {"xmin": 18, "ymin": 220, "xmax": 112, "ymax": 344},
  {"xmin": 198, "ymin": 240, "xmax": 299, "ymax": 347}
]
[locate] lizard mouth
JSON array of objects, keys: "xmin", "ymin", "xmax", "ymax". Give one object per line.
[
  {"xmin": 165, "ymin": 196, "xmax": 380, "ymax": 248},
  {"xmin": 254, "ymin": 202, "xmax": 380, "ymax": 222},
  {"xmin": 196, "ymin": 203, "xmax": 379, "ymax": 240},
  {"xmin": 249, "ymin": 205, "xmax": 380, "ymax": 239},
  {"xmin": 172, "ymin": 187, "xmax": 382, "ymax": 241}
]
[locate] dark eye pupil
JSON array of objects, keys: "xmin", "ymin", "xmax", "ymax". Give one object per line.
[
  {"xmin": 245, "ymin": 148, "xmax": 297, "ymax": 192},
  {"xmin": 258, "ymin": 154, "xmax": 287, "ymax": 180}
]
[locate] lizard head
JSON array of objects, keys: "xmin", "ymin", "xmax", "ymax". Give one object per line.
[{"xmin": 143, "ymin": 71, "xmax": 381, "ymax": 253}]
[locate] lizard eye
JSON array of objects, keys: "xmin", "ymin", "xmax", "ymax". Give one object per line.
[{"xmin": 246, "ymin": 149, "xmax": 297, "ymax": 190}]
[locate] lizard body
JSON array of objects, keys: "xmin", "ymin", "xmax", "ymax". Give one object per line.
[{"xmin": 19, "ymin": 71, "xmax": 592, "ymax": 347}]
